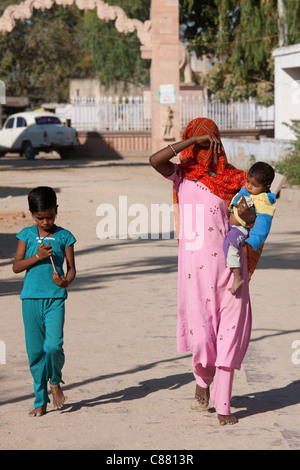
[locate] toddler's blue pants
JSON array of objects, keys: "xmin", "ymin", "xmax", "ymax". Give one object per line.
[{"xmin": 22, "ymin": 298, "xmax": 65, "ymax": 408}]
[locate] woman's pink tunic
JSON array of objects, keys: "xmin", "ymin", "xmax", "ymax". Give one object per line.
[{"xmin": 167, "ymin": 164, "xmax": 252, "ymax": 371}]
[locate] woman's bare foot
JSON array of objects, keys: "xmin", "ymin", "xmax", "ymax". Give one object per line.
[
  {"xmin": 218, "ymin": 413, "xmax": 238, "ymax": 426},
  {"xmin": 28, "ymin": 404, "xmax": 47, "ymax": 417},
  {"xmin": 49, "ymin": 382, "xmax": 65, "ymax": 409},
  {"xmin": 195, "ymin": 384, "xmax": 210, "ymax": 408}
]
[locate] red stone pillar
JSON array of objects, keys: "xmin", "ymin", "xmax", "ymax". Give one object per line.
[{"xmin": 150, "ymin": 0, "xmax": 180, "ymax": 153}]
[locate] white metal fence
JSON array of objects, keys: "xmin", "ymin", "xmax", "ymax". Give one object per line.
[
  {"xmin": 68, "ymin": 96, "xmax": 151, "ymax": 132},
  {"xmin": 180, "ymin": 96, "xmax": 274, "ymax": 131},
  {"xmin": 67, "ymin": 96, "xmax": 274, "ymax": 132}
]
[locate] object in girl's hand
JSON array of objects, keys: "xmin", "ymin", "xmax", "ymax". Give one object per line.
[{"xmin": 50, "ymin": 255, "xmax": 57, "ymax": 273}]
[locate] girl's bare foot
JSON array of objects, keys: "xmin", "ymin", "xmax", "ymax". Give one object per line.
[
  {"xmin": 195, "ymin": 384, "xmax": 210, "ymax": 408},
  {"xmin": 218, "ymin": 413, "xmax": 238, "ymax": 426},
  {"xmin": 28, "ymin": 404, "xmax": 47, "ymax": 417},
  {"xmin": 49, "ymin": 382, "xmax": 65, "ymax": 409}
]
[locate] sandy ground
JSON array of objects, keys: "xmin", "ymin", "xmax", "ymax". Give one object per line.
[{"xmin": 0, "ymin": 152, "xmax": 300, "ymax": 451}]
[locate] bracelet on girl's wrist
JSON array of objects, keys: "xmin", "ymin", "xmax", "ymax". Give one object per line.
[{"xmin": 35, "ymin": 253, "xmax": 41, "ymax": 260}]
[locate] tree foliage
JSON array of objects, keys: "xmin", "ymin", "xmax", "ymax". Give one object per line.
[
  {"xmin": 274, "ymin": 123, "xmax": 300, "ymax": 185},
  {"xmin": 1, "ymin": 0, "xmax": 300, "ymax": 104},
  {"xmin": 0, "ymin": 3, "xmax": 95, "ymax": 102},
  {"xmin": 0, "ymin": 0, "xmax": 151, "ymax": 102},
  {"xmin": 182, "ymin": 0, "xmax": 300, "ymax": 105},
  {"xmin": 81, "ymin": 0, "xmax": 151, "ymax": 92}
]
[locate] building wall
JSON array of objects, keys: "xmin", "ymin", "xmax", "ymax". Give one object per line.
[
  {"xmin": 273, "ymin": 44, "xmax": 300, "ymax": 140},
  {"xmin": 222, "ymin": 137, "xmax": 291, "ymax": 170},
  {"xmin": 76, "ymin": 130, "xmax": 151, "ymax": 158},
  {"xmin": 70, "ymin": 78, "xmax": 143, "ymax": 100},
  {"xmin": 75, "ymin": 130, "xmax": 291, "ymax": 168}
]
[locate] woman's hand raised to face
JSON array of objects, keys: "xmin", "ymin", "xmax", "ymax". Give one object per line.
[{"xmin": 194, "ymin": 134, "xmax": 223, "ymax": 155}]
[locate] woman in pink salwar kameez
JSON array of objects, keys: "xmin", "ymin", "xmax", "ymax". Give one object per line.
[{"xmin": 149, "ymin": 118, "xmax": 255, "ymax": 425}]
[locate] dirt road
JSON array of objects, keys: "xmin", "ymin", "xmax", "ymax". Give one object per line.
[{"xmin": 0, "ymin": 153, "xmax": 299, "ymax": 450}]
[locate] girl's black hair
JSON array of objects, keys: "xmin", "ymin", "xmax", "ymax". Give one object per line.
[
  {"xmin": 248, "ymin": 162, "xmax": 275, "ymax": 187},
  {"xmin": 28, "ymin": 186, "xmax": 57, "ymax": 213}
]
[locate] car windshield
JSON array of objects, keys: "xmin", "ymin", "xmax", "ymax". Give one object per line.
[
  {"xmin": 4, "ymin": 118, "xmax": 14, "ymax": 129},
  {"xmin": 35, "ymin": 116, "xmax": 61, "ymax": 125}
]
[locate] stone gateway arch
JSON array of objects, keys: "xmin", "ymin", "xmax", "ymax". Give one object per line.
[{"xmin": 0, "ymin": 0, "xmax": 191, "ymax": 152}]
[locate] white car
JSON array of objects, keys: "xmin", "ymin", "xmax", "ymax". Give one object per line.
[{"xmin": 0, "ymin": 111, "xmax": 79, "ymax": 159}]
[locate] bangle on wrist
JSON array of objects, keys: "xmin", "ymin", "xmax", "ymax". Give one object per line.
[
  {"xmin": 168, "ymin": 144, "xmax": 177, "ymax": 156},
  {"xmin": 35, "ymin": 253, "xmax": 41, "ymax": 260}
]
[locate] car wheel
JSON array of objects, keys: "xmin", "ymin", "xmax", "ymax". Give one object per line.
[
  {"xmin": 59, "ymin": 148, "xmax": 74, "ymax": 159},
  {"xmin": 23, "ymin": 141, "xmax": 36, "ymax": 160}
]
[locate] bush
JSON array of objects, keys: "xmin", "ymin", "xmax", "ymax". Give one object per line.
[{"xmin": 274, "ymin": 123, "xmax": 300, "ymax": 186}]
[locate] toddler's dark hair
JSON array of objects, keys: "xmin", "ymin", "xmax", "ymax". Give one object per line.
[
  {"xmin": 248, "ymin": 162, "xmax": 275, "ymax": 187},
  {"xmin": 28, "ymin": 187, "xmax": 57, "ymax": 213}
]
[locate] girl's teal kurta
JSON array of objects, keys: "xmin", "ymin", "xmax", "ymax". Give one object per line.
[{"xmin": 16, "ymin": 225, "xmax": 76, "ymax": 299}]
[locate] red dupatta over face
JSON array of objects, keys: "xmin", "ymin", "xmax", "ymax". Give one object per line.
[
  {"xmin": 173, "ymin": 117, "xmax": 260, "ymax": 280},
  {"xmin": 177, "ymin": 117, "xmax": 247, "ymax": 201}
]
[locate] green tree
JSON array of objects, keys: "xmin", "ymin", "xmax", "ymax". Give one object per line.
[
  {"xmin": 275, "ymin": 123, "xmax": 300, "ymax": 185},
  {"xmin": 82, "ymin": 0, "xmax": 151, "ymax": 92},
  {"xmin": 0, "ymin": 3, "xmax": 94, "ymax": 102},
  {"xmin": 182, "ymin": 0, "xmax": 300, "ymax": 105},
  {"xmin": 0, "ymin": 0, "xmax": 152, "ymax": 101}
]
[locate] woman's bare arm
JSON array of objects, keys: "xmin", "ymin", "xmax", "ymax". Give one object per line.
[{"xmin": 149, "ymin": 134, "xmax": 222, "ymax": 176}]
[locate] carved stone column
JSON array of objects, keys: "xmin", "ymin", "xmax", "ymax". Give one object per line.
[{"xmin": 149, "ymin": 0, "xmax": 180, "ymax": 153}]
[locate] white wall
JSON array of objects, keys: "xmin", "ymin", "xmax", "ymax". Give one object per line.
[
  {"xmin": 222, "ymin": 138, "xmax": 291, "ymax": 170},
  {"xmin": 273, "ymin": 44, "xmax": 300, "ymax": 140}
]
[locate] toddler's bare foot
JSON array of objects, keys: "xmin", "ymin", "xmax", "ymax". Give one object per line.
[
  {"xmin": 28, "ymin": 404, "xmax": 47, "ymax": 417},
  {"xmin": 50, "ymin": 382, "xmax": 65, "ymax": 409},
  {"xmin": 229, "ymin": 277, "xmax": 244, "ymax": 294},
  {"xmin": 195, "ymin": 384, "xmax": 210, "ymax": 408},
  {"xmin": 218, "ymin": 413, "xmax": 238, "ymax": 426}
]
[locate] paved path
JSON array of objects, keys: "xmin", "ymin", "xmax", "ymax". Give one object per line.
[{"xmin": 0, "ymin": 154, "xmax": 299, "ymax": 450}]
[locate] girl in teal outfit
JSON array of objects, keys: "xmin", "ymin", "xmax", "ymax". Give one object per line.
[{"xmin": 13, "ymin": 187, "xmax": 76, "ymax": 417}]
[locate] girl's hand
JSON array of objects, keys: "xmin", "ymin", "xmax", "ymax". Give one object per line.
[
  {"xmin": 37, "ymin": 243, "xmax": 52, "ymax": 260},
  {"xmin": 53, "ymin": 272, "xmax": 69, "ymax": 288}
]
